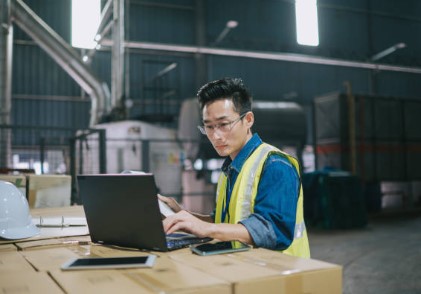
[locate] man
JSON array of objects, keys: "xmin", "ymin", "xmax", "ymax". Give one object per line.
[{"xmin": 160, "ymin": 78, "xmax": 310, "ymax": 257}]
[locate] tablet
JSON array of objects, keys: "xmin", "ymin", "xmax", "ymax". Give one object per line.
[
  {"xmin": 61, "ymin": 255, "xmax": 156, "ymax": 270},
  {"xmin": 191, "ymin": 241, "xmax": 251, "ymax": 256}
]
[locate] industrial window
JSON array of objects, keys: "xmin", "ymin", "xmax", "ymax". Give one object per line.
[
  {"xmin": 71, "ymin": 0, "xmax": 101, "ymax": 49},
  {"xmin": 295, "ymin": 0, "xmax": 319, "ymax": 46}
]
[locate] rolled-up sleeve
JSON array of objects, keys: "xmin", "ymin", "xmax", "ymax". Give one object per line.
[{"xmin": 239, "ymin": 154, "xmax": 300, "ymax": 250}]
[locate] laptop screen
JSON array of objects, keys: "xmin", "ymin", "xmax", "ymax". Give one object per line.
[{"xmin": 78, "ymin": 174, "xmax": 169, "ymax": 251}]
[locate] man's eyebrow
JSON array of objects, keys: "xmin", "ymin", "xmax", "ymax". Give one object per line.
[{"xmin": 203, "ymin": 116, "xmax": 229, "ymax": 124}]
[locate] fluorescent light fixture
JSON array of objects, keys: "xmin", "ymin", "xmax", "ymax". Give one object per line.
[
  {"xmin": 295, "ymin": 0, "xmax": 319, "ymax": 46},
  {"xmin": 226, "ymin": 20, "xmax": 239, "ymax": 29},
  {"xmin": 71, "ymin": 0, "xmax": 101, "ymax": 49},
  {"xmin": 370, "ymin": 42, "xmax": 407, "ymax": 61},
  {"xmin": 213, "ymin": 20, "xmax": 239, "ymax": 46}
]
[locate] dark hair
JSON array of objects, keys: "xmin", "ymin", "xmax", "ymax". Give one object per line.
[{"xmin": 196, "ymin": 78, "xmax": 252, "ymax": 114}]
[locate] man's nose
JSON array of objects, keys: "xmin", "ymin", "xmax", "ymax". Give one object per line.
[{"xmin": 209, "ymin": 128, "xmax": 223, "ymax": 140}]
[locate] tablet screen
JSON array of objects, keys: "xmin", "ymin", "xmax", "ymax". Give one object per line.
[{"xmin": 61, "ymin": 255, "xmax": 156, "ymax": 270}]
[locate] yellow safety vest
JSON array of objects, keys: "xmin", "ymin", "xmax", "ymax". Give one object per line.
[{"xmin": 215, "ymin": 143, "xmax": 310, "ymax": 258}]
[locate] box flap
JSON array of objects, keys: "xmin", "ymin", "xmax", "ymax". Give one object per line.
[
  {"xmin": 0, "ymin": 272, "xmax": 63, "ymax": 293},
  {"xmin": 0, "ymin": 251, "xmax": 36, "ymax": 273},
  {"xmin": 51, "ymin": 269, "xmax": 154, "ymax": 294},
  {"xmin": 20, "ymin": 247, "xmax": 81, "ymax": 271}
]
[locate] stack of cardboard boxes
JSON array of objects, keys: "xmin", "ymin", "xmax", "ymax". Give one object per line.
[
  {"xmin": 0, "ymin": 240, "xmax": 342, "ymax": 294},
  {"xmin": 0, "ymin": 173, "xmax": 71, "ymax": 208},
  {"xmin": 0, "ymin": 201, "xmax": 343, "ymax": 293}
]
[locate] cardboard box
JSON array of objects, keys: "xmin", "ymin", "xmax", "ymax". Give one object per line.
[
  {"xmin": 88, "ymin": 244, "xmax": 159, "ymax": 258},
  {"xmin": 51, "ymin": 260, "xmax": 230, "ymax": 294},
  {"xmin": 88, "ymin": 244, "xmax": 190, "ymax": 258},
  {"xmin": 0, "ymin": 272, "xmax": 63, "ymax": 294},
  {"xmin": 0, "ymin": 174, "xmax": 72, "ymax": 208},
  {"xmin": 124, "ymin": 256, "xmax": 231, "ymax": 294},
  {"xmin": 30, "ymin": 205, "xmax": 85, "ymax": 218},
  {"xmin": 27, "ymin": 175, "xmax": 71, "ymax": 208},
  {"xmin": 230, "ymin": 249, "xmax": 342, "ymax": 294},
  {"xmin": 30, "ymin": 247, "xmax": 230, "ymax": 294},
  {"xmin": 20, "ymin": 247, "xmax": 81, "ymax": 271},
  {"xmin": 0, "ymin": 243, "xmax": 17, "ymax": 252},
  {"xmin": 50, "ymin": 270, "xmax": 154, "ymax": 294},
  {"xmin": 0, "ymin": 251, "xmax": 37, "ymax": 274},
  {"xmin": 15, "ymin": 236, "xmax": 91, "ymax": 251},
  {"xmin": 0, "ymin": 174, "xmax": 27, "ymax": 196},
  {"xmin": 170, "ymin": 248, "xmax": 342, "ymax": 294},
  {"xmin": 169, "ymin": 249, "xmax": 283, "ymax": 293}
]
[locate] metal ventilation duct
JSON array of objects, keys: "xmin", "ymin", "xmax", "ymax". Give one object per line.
[{"xmin": 10, "ymin": 0, "xmax": 110, "ymax": 126}]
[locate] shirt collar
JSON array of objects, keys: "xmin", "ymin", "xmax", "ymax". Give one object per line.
[{"xmin": 221, "ymin": 133, "xmax": 263, "ymax": 175}]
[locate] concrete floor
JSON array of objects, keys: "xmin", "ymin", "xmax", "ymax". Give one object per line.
[{"xmin": 308, "ymin": 210, "xmax": 421, "ymax": 294}]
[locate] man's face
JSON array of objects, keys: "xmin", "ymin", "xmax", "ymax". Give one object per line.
[{"xmin": 202, "ymin": 99, "xmax": 253, "ymax": 160}]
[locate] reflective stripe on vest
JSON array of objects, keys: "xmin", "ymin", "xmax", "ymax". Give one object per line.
[
  {"xmin": 240, "ymin": 144, "xmax": 273, "ymax": 220},
  {"xmin": 294, "ymin": 221, "xmax": 305, "ymax": 239},
  {"xmin": 239, "ymin": 144, "xmax": 306, "ymax": 241}
]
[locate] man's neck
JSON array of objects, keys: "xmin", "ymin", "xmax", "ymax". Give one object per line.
[{"xmin": 229, "ymin": 132, "xmax": 253, "ymax": 161}]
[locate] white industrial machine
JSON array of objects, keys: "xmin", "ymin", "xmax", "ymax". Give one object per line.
[{"xmin": 79, "ymin": 120, "xmax": 183, "ymax": 197}]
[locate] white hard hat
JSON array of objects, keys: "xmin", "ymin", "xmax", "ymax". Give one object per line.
[{"xmin": 0, "ymin": 180, "xmax": 40, "ymax": 239}]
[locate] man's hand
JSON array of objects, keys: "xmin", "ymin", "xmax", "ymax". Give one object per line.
[
  {"xmin": 160, "ymin": 198, "xmax": 254, "ymax": 246},
  {"xmin": 163, "ymin": 210, "xmax": 214, "ymax": 238},
  {"xmin": 158, "ymin": 194, "xmax": 183, "ymax": 213}
]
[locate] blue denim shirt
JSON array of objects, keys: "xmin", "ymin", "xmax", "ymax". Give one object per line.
[{"xmin": 216, "ymin": 133, "xmax": 300, "ymax": 250}]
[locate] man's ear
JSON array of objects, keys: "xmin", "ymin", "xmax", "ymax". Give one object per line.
[{"xmin": 245, "ymin": 111, "xmax": 254, "ymax": 128}]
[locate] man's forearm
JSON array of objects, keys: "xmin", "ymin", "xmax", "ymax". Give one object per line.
[
  {"xmin": 189, "ymin": 213, "xmax": 254, "ymax": 245},
  {"xmin": 206, "ymin": 223, "xmax": 254, "ymax": 246},
  {"xmin": 190, "ymin": 212, "xmax": 213, "ymax": 223}
]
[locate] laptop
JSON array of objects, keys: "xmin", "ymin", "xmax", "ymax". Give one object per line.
[{"xmin": 77, "ymin": 174, "xmax": 212, "ymax": 251}]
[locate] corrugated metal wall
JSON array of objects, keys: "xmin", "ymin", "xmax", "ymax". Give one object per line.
[
  {"xmin": 13, "ymin": 0, "xmax": 86, "ymax": 132},
  {"xmin": 9, "ymin": 0, "xmax": 421, "ymax": 146},
  {"xmin": 129, "ymin": 0, "xmax": 195, "ymax": 44}
]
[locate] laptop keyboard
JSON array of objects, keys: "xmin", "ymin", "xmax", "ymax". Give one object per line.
[{"xmin": 166, "ymin": 234, "xmax": 212, "ymax": 250}]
